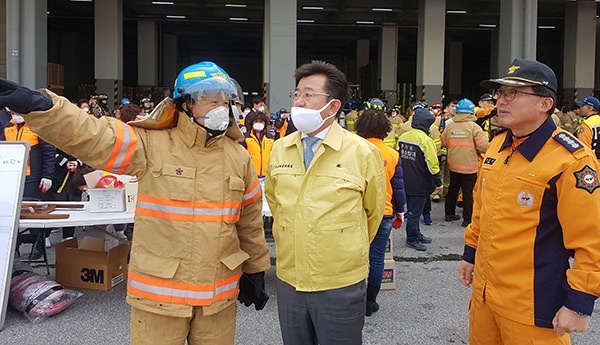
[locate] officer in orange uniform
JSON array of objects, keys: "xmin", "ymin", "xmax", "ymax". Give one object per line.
[{"xmin": 458, "ymin": 59, "xmax": 600, "ymax": 344}]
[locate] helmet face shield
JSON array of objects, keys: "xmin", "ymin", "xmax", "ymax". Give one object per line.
[{"xmin": 185, "ymin": 76, "xmax": 239, "ymax": 103}]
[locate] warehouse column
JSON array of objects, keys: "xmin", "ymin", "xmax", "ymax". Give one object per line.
[
  {"xmin": 416, "ymin": 0, "xmax": 445, "ymax": 106},
  {"xmin": 95, "ymin": 0, "xmax": 123, "ymax": 111},
  {"xmin": 380, "ymin": 26, "xmax": 398, "ymax": 106},
  {"xmin": 138, "ymin": 20, "xmax": 157, "ymax": 87},
  {"xmin": 563, "ymin": 0, "xmax": 596, "ymax": 103},
  {"xmin": 6, "ymin": 0, "xmax": 47, "ymax": 89},
  {"xmin": 497, "ymin": 0, "xmax": 537, "ymax": 75},
  {"xmin": 264, "ymin": 0, "xmax": 297, "ymax": 113}
]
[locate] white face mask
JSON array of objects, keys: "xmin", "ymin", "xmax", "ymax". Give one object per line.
[
  {"xmin": 291, "ymin": 99, "xmax": 335, "ymax": 134},
  {"xmin": 391, "ymin": 112, "xmax": 397, "ymax": 117},
  {"xmin": 11, "ymin": 115, "xmax": 25, "ymax": 124},
  {"xmin": 199, "ymin": 106, "xmax": 230, "ymax": 131},
  {"xmin": 82, "ymin": 107, "xmax": 89, "ymax": 113},
  {"xmin": 253, "ymin": 122, "xmax": 265, "ymax": 131},
  {"xmin": 243, "ymin": 109, "xmax": 251, "ymax": 116},
  {"xmin": 258, "ymin": 106, "xmax": 265, "ymax": 113}
]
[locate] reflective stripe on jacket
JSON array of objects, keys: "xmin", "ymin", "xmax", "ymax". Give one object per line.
[
  {"xmin": 398, "ymin": 128, "xmax": 441, "ymax": 196},
  {"xmin": 24, "ymin": 93, "xmax": 271, "ymax": 317},
  {"xmin": 441, "ymin": 112, "xmax": 489, "ymax": 174},
  {"xmin": 578, "ymin": 113, "xmax": 600, "ymax": 160}
]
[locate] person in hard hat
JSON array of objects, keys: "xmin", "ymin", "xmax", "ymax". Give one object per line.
[
  {"xmin": 114, "ymin": 97, "xmax": 131, "ymax": 119},
  {"xmin": 0, "ymin": 61, "xmax": 270, "ymax": 345},
  {"xmin": 344, "ymin": 103, "xmax": 360, "ymax": 133},
  {"xmin": 440, "ymin": 98, "xmax": 488, "ymax": 228},
  {"xmin": 93, "ymin": 93, "xmax": 111, "ymax": 118},
  {"xmin": 576, "ymin": 96, "xmax": 600, "ymax": 161},
  {"xmin": 140, "ymin": 97, "xmax": 153, "ymax": 114}
]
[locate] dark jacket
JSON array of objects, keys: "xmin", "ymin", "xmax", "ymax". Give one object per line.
[{"xmin": 398, "ymin": 109, "xmax": 442, "ymax": 196}]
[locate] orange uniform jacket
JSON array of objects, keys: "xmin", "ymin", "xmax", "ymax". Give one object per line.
[{"xmin": 464, "ymin": 118, "xmax": 600, "ymax": 328}]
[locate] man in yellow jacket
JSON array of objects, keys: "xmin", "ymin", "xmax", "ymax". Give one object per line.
[
  {"xmin": 0, "ymin": 61, "xmax": 271, "ymax": 345},
  {"xmin": 265, "ymin": 60, "xmax": 386, "ymax": 345}
]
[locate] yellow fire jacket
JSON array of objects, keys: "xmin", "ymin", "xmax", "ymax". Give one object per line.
[
  {"xmin": 440, "ymin": 112, "xmax": 489, "ymax": 174},
  {"xmin": 265, "ymin": 122, "xmax": 386, "ymax": 292},
  {"xmin": 24, "ymin": 92, "xmax": 271, "ymax": 317},
  {"xmin": 464, "ymin": 118, "xmax": 600, "ymax": 328},
  {"xmin": 578, "ymin": 113, "xmax": 600, "ymax": 160}
]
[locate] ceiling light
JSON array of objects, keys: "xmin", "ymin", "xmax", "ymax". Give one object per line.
[
  {"xmin": 447, "ymin": 10, "xmax": 467, "ymax": 14},
  {"xmin": 538, "ymin": 26, "xmax": 556, "ymax": 29},
  {"xmin": 225, "ymin": 4, "xmax": 247, "ymax": 8},
  {"xmin": 166, "ymin": 15, "xmax": 185, "ymax": 19},
  {"xmin": 479, "ymin": 24, "xmax": 496, "ymax": 28},
  {"xmin": 297, "ymin": 19, "xmax": 315, "ymax": 23},
  {"xmin": 229, "ymin": 17, "xmax": 248, "ymax": 21},
  {"xmin": 303, "ymin": 6, "xmax": 324, "ymax": 10},
  {"xmin": 356, "ymin": 21, "xmax": 375, "ymax": 25},
  {"xmin": 152, "ymin": 1, "xmax": 174, "ymax": 4},
  {"xmin": 372, "ymin": 8, "xmax": 393, "ymax": 12}
]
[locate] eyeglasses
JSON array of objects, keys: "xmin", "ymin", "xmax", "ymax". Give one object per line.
[
  {"xmin": 289, "ymin": 90, "xmax": 331, "ymax": 101},
  {"xmin": 492, "ymin": 89, "xmax": 544, "ymax": 101}
]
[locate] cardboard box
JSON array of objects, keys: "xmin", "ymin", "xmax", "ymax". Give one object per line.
[
  {"xmin": 385, "ymin": 234, "xmax": 393, "ymax": 259},
  {"xmin": 381, "ymin": 259, "xmax": 397, "ymax": 290},
  {"xmin": 83, "ymin": 170, "xmax": 136, "ymax": 213},
  {"xmin": 87, "ymin": 188, "xmax": 126, "ymax": 212},
  {"xmin": 125, "ymin": 179, "xmax": 138, "ymax": 213},
  {"xmin": 55, "ymin": 237, "xmax": 129, "ymax": 291}
]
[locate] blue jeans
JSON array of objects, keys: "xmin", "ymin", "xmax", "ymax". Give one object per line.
[
  {"xmin": 406, "ymin": 196, "xmax": 428, "ymax": 243},
  {"xmin": 367, "ymin": 217, "xmax": 393, "ymax": 289}
]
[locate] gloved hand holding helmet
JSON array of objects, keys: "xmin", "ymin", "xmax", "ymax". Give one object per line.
[{"xmin": 0, "ymin": 79, "xmax": 52, "ymax": 114}]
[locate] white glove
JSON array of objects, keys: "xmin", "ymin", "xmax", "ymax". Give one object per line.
[{"xmin": 39, "ymin": 178, "xmax": 52, "ymax": 193}]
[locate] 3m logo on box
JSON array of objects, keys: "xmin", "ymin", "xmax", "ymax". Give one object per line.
[
  {"xmin": 55, "ymin": 237, "xmax": 130, "ymax": 291},
  {"xmin": 81, "ymin": 268, "xmax": 104, "ymax": 284}
]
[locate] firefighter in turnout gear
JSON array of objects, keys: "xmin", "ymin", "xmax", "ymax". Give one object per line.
[{"xmin": 0, "ymin": 61, "xmax": 270, "ymax": 345}]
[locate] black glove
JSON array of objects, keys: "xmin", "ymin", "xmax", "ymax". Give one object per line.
[
  {"xmin": 0, "ymin": 79, "xmax": 52, "ymax": 114},
  {"xmin": 237, "ymin": 272, "xmax": 268, "ymax": 310}
]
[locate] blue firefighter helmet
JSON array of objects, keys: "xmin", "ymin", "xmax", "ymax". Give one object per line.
[{"xmin": 173, "ymin": 61, "xmax": 239, "ymax": 102}]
